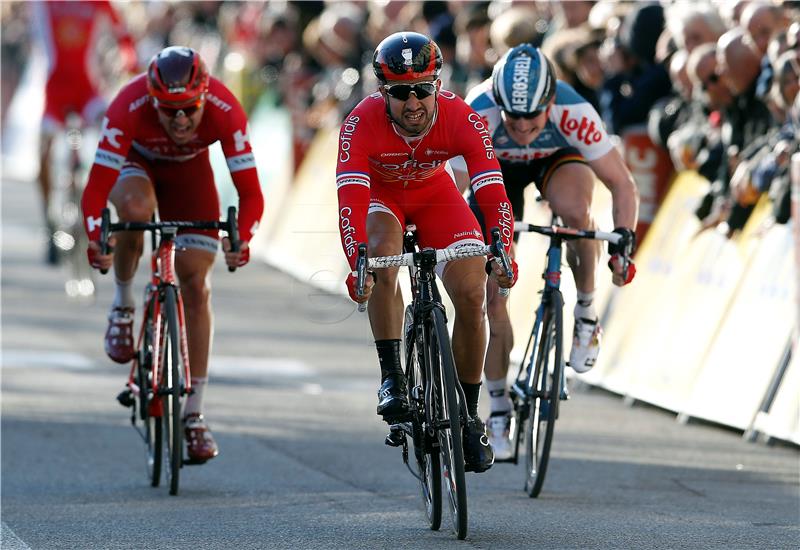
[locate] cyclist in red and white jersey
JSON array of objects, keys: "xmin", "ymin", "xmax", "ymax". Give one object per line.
[
  {"xmin": 32, "ymin": 0, "xmax": 137, "ymax": 263},
  {"xmin": 454, "ymin": 45, "xmax": 639, "ymax": 460},
  {"xmin": 82, "ymin": 46, "xmax": 265, "ymax": 463},
  {"xmin": 337, "ymin": 32, "xmax": 518, "ymax": 474}
]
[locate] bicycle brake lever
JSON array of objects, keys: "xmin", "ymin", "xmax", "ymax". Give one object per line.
[
  {"xmin": 356, "ymin": 244, "xmax": 368, "ymax": 312},
  {"xmin": 226, "ymin": 206, "xmax": 239, "ymax": 273}
]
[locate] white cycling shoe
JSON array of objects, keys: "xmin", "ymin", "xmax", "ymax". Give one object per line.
[
  {"xmin": 569, "ymin": 316, "xmax": 602, "ymax": 373},
  {"xmin": 486, "ymin": 412, "xmax": 513, "ymax": 461}
]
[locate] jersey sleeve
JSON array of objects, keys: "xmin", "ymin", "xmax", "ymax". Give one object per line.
[
  {"xmin": 550, "ymin": 82, "xmax": 613, "ymax": 161},
  {"xmin": 80, "ymin": 92, "xmax": 136, "ymax": 241},
  {"xmin": 217, "ymin": 85, "xmax": 265, "ymax": 244},
  {"xmin": 451, "ymin": 99, "xmax": 514, "ymax": 251},
  {"xmin": 336, "ymin": 107, "xmax": 372, "ymax": 270}
]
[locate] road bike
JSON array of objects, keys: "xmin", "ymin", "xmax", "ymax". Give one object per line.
[
  {"xmin": 104, "ymin": 207, "xmax": 239, "ymax": 495},
  {"xmin": 48, "ymin": 112, "xmax": 95, "ymax": 298},
  {"xmin": 357, "ymin": 227, "xmax": 512, "ymax": 540},
  {"xmin": 509, "ymin": 218, "xmax": 631, "ymax": 498}
]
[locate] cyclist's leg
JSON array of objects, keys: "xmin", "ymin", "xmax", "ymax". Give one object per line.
[
  {"xmin": 542, "ymin": 153, "xmax": 601, "ymax": 371},
  {"xmin": 38, "ymin": 111, "xmax": 60, "ymax": 263},
  {"xmin": 366, "ymin": 195, "xmax": 407, "ymax": 419},
  {"xmin": 104, "ymin": 162, "xmax": 156, "ymax": 363}
]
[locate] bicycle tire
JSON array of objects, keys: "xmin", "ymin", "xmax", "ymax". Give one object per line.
[
  {"xmin": 162, "ymin": 286, "xmax": 184, "ymax": 496},
  {"xmin": 524, "ymin": 292, "xmax": 564, "ymax": 498},
  {"xmin": 137, "ymin": 296, "xmax": 161, "ymax": 486},
  {"xmin": 404, "ymin": 306, "xmax": 441, "ymax": 531},
  {"xmin": 430, "ymin": 308, "xmax": 468, "ymax": 540}
]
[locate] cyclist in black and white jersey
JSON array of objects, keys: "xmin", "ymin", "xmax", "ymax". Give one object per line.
[{"xmin": 451, "ymin": 45, "xmax": 639, "ymax": 460}]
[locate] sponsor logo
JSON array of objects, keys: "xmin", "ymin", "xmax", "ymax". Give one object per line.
[
  {"xmin": 86, "ymin": 215, "xmax": 103, "ymax": 233},
  {"xmin": 340, "ymin": 206, "xmax": 357, "ymax": 258},
  {"xmin": 380, "ymin": 152, "xmax": 407, "ymax": 157},
  {"xmin": 207, "ymin": 93, "xmax": 233, "ymax": 113},
  {"xmin": 467, "ymin": 112, "xmax": 495, "ymax": 160},
  {"xmin": 546, "ymin": 271, "xmax": 561, "ymax": 286},
  {"xmin": 339, "ymin": 115, "xmax": 360, "ymax": 162},
  {"xmin": 129, "ymin": 95, "xmax": 148, "ymax": 112},
  {"xmin": 497, "ymin": 201, "xmax": 513, "ymax": 245},
  {"xmin": 439, "ymin": 90, "xmax": 456, "ymax": 100},
  {"xmin": 376, "ymin": 158, "xmax": 445, "ymax": 171},
  {"xmin": 453, "ymin": 229, "xmax": 482, "ymax": 240},
  {"xmin": 425, "ymin": 148, "xmax": 449, "ymax": 156},
  {"xmin": 559, "ymin": 109, "xmax": 602, "ymax": 145},
  {"xmin": 511, "ymin": 56, "xmax": 532, "ymax": 110},
  {"xmin": 402, "ymin": 48, "xmax": 413, "ymax": 66},
  {"xmin": 233, "ymin": 128, "xmax": 250, "ymax": 152},
  {"xmin": 99, "ymin": 117, "xmax": 123, "ymax": 149}
]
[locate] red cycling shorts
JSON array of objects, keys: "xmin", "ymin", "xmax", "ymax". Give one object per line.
[
  {"xmin": 368, "ymin": 172, "xmax": 484, "ymax": 251},
  {"xmin": 42, "ymin": 77, "xmax": 104, "ymax": 133},
  {"xmin": 117, "ymin": 147, "xmax": 221, "ymax": 241}
]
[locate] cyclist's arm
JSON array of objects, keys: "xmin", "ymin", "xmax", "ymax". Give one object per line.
[
  {"xmin": 81, "ymin": 101, "xmax": 135, "ymax": 242},
  {"xmin": 336, "ymin": 110, "xmax": 372, "ymax": 270},
  {"xmin": 588, "ymin": 147, "xmax": 639, "ymax": 231},
  {"xmin": 98, "ymin": 0, "xmax": 138, "ymax": 72}
]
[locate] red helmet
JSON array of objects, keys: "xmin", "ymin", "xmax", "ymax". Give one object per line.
[
  {"xmin": 372, "ymin": 32, "xmax": 442, "ymax": 84},
  {"xmin": 147, "ymin": 46, "xmax": 209, "ymax": 108}
]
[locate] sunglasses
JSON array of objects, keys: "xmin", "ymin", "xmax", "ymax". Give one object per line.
[
  {"xmin": 701, "ymin": 73, "xmax": 720, "ymax": 91},
  {"xmin": 501, "ymin": 109, "xmax": 544, "ymax": 120},
  {"xmin": 154, "ymin": 97, "xmax": 204, "ymax": 118},
  {"xmin": 383, "ymin": 82, "xmax": 437, "ymax": 101}
]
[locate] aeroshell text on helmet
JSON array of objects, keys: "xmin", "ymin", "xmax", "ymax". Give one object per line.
[{"xmin": 511, "ymin": 56, "xmax": 531, "ymax": 110}]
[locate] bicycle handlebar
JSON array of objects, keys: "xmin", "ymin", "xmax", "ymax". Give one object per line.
[
  {"xmin": 97, "ymin": 206, "xmax": 241, "ymax": 274},
  {"xmin": 353, "ymin": 226, "xmax": 513, "ymax": 311}
]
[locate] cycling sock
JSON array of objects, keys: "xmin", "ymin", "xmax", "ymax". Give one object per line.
[
  {"xmin": 486, "ymin": 377, "xmax": 512, "ymax": 414},
  {"xmin": 575, "ymin": 291, "xmax": 596, "ymax": 321},
  {"xmin": 375, "ymin": 339, "xmax": 403, "ymax": 382},
  {"xmin": 184, "ymin": 376, "xmax": 207, "ymax": 418},
  {"xmin": 112, "ymin": 276, "xmax": 136, "ymax": 310},
  {"xmin": 460, "ymin": 381, "xmax": 481, "ymax": 418}
]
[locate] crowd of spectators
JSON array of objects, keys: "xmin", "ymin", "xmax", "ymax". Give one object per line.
[{"xmin": 2, "ymin": 0, "xmax": 798, "ymax": 232}]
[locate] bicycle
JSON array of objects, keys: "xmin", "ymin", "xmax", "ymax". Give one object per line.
[
  {"xmin": 508, "ymin": 217, "xmax": 632, "ymax": 498},
  {"xmin": 105, "ymin": 206, "xmax": 239, "ymax": 495},
  {"xmin": 357, "ymin": 227, "xmax": 512, "ymax": 540},
  {"xmin": 48, "ymin": 112, "xmax": 95, "ymax": 298}
]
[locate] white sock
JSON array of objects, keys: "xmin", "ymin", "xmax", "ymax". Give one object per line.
[
  {"xmin": 184, "ymin": 376, "xmax": 208, "ymax": 418},
  {"xmin": 575, "ymin": 291, "xmax": 596, "ymax": 320},
  {"xmin": 486, "ymin": 377, "xmax": 512, "ymax": 415},
  {"xmin": 112, "ymin": 276, "xmax": 135, "ymax": 310}
]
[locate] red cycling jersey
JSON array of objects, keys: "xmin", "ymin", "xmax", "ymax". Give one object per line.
[
  {"xmin": 32, "ymin": 1, "xmax": 136, "ymax": 127},
  {"xmin": 81, "ymin": 75, "xmax": 264, "ymax": 244},
  {"xmin": 336, "ymin": 90, "xmax": 514, "ymax": 269}
]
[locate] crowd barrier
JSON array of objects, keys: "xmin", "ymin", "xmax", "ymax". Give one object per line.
[{"xmin": 250, "ymin": 118, "xmax": 798, "ymax": 447}]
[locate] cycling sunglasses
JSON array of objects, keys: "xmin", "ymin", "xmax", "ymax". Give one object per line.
[
  {"xmin": 383, "ymin": 82, "xmax": 438, "ymax": 101},
  {"xmin": 154, "ymin": 97, "xmax": 205, "ymax": 118},
  {"xmin": 501, "ymin": 109, "xmax": 544, "ymax": 120}
]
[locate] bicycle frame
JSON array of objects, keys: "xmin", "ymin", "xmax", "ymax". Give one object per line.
[{"xmin": 127, "ymin": 227, "xmax": 192, "ymax": 417}]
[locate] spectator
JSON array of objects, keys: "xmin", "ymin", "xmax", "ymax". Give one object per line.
[
  {"xmin": 666, "ymin": 2, "xmax": 727, "ymax": 53},
  {"xmin": 489, "ymin": 5, "xmax": 544, "ymax": 56},
  {"xmin": 740, "ymin": 2, "xmax": 783, "ymax": 56}
]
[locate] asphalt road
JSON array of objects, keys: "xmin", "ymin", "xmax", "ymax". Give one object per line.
[{"xmin": 2, "ymin": 176, "xmax": 798, "ymax": 549}]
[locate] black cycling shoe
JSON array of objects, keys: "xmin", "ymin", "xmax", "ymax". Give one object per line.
[
  {"xmin": 462, "ymin": 416, "xmax": 494, "ymax": 473},
  {"xmin": 376, "ymin": 375, "xmax": 409, "ymax": 422}
]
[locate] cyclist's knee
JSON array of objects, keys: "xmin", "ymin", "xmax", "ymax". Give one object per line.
[
  {"xmin": 455, "ymin": 284, "xmax": 486, "ymax": 323},
  {"xmin": 179, "ymin": 275, "xmax": 210, "ymax": 308},
  {"xmin": 110, "ymin": 177, "xmax": 155, "ymax": 222},
  {"xmin": 486, "ymin": 293, "xmax": 510, "ymax": 323}
]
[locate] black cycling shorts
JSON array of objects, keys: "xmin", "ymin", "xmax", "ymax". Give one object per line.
[{"xmin": 468, "ymin": 147, "xmax": 586, "ymax": 242}]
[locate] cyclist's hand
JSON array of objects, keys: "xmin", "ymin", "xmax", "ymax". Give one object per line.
[
  {"xmin": 345, "ymin": 271, "xmax": 375, "ymax": 303},
  {"xmin": 486, "ymin": 257, "xmax": 518, "ymax": 289},
  {"xmin": 222, "ymin": 237, "xmax": 249, "ymax": 268},
  {"xmin": 87, "ymin": 237, "xmax": 115, "ymax": 271},
  {"xmin": 609, "ymin": 254, "xmax": 636, "ymax": 286}
]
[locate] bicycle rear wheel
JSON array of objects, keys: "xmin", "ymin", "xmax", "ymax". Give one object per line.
[
  {"xmin": 404, "ymin": 306, "xmax": 441, "ymax": 531},
  {"xmin": 161, "ymin": 286, "xmax": 184, "ymax": 496},
  {"xmin": 430, "ymin": 308, "xmax": 467, "ymax": 540},
  {"xmin": 524, "ymin": 293, "xmax": 564, "ymax": 498}
]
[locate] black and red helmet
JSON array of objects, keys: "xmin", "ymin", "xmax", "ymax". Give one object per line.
[
  {"xmin": 372, "ymin": 31, "xmax": 443, "ymax": 84},
  {"xmin": 146, "ymin": 46, "xmax": 209, "ymax": 108}
]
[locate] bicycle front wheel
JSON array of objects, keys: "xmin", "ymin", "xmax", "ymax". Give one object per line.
[
  {"xmin": 524, "ymin": 293, "xmax": 564, "ymax": 498},
  {"xmin": 430, "ymin": 308, "xmax": 467, "ymax": 540},
  {"xmin": 404, "ymin": 306, "xmax": 441, "ymax": 531},
  {"xmin": 161, "ymin": 286, "xmax": 184, "ymax": 496}
]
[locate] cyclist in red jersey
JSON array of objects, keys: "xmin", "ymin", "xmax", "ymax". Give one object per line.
[
  {"xmin": 337, "ymin": 32, "xmax": 518, "ymax": 474},
  {"xmin": 81, "ymin": 47, "xmax": 265, "ymax": 462},
  {"xmin": 32, "ymin": 0, "xmax": 137, "ymax": 263}
]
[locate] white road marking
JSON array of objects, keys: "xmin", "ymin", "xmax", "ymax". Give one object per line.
[{"xmin": 1, "ymin": 350, "xmax": 314, "ymax": 378}]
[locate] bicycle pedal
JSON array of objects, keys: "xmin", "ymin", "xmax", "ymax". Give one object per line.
[
  {"xmin": 385, "ymin": 425, "xmax": 407, "ymax": 447},
  {"xmin": 116, "ymin": 389, "xmax": 135, "ymax": 408}
]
